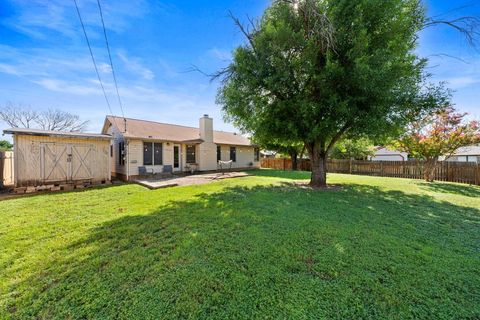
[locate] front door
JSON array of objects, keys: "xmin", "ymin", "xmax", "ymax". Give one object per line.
[{"xmin": 173, "ymin": 144, "xmax": 181, "ymax": 172}]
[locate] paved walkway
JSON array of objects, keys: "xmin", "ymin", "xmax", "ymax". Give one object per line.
[{"xmin": 134, "ymin": 172, "xmax": 250, "ymax": 189}]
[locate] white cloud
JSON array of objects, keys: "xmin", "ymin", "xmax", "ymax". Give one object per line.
[
  {"xmin": 207, "ymin": 47, "xmax": 232, "ymax": 61},
  {"xmin": 33, "ymin": 78, "xmax": 103, "ymax": 95},
  {"xmin": 444, "ymin": 76, "xmax": 480, "ymax": 89},
  {"xmin": 2, "ymin": 0, "xmax": 150, "ymax": 39},
  {"xmin": 117, "ymin": 52, "xmax": 155, "ymax": 80}
]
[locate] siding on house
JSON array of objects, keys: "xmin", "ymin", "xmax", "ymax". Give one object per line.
[{"xmin": 102, "ymin": 115, "xmax": 260, "ymax": 180}]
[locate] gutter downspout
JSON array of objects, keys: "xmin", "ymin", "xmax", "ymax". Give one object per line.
[{"xmin": 126, "ymin": 139, "xmax": 130, "ymax": 181}]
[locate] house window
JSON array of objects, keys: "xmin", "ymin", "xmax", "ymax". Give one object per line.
[
  {"xmin": 254, "ymin": 148, "xmax": 260, "ymax": 162},
  {"xmin": 186, "ymin": 145, "xmax": 196, "ymax": 164},
  {"xmin": 217, "ymin": 145, "xmax": 221, "ymax": 162},
  {"xmin": 230, "ymin": 146, "xmax": 236, "ymax": 162},
  {"xmin": 119, "ymin": 142, "xmax": 125, "ymax": 165},
  {"xmin": 143, "ymin": 142, "xmax": 163, "ymax": 165}
]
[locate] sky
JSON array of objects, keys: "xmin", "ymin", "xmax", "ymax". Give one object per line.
[{"xmin": 0, "ymin": 0, "xmax": 479, "ymax": 140}]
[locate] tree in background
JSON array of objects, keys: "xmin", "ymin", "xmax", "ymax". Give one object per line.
[
  {"xmin": 0, "ymin": 103, "xmax": 89, "ymax": 132},
  {"xmin": 259, "ymin": 141, "xmax": 304, "ymax": 170},
  {"xmin": 217, "ymin": 0, "xmax": 438, "ymax": 187},
  {"xmin": 0, "ymin": 140, "xmax": 13, "ymax": 151},
  {"xmin": 330, "ymin": 138, "xmax": 375, "ymax": 160},
  {"xmin": 394, "ymin": 107, "xmax": 480, "ymax": 182}
]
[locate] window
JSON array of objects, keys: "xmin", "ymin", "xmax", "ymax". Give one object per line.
[
  {"xmin": 143, "ymin": 142, "xmax": 163, "ymax": 165},
  {"xmin": 230, "ymin": 146, "xmax": 236, "ymax": 162},
  {"xmin": 186, "ymin": 145, "xmax": 196, "ymax": 164},
  {"xmin": 217, "ymin": 145, "xmax": 221, "ymax": 162},
  {"xmin": 119, "ymin": 142, "xmax": 125, "ymax": 165},
  {"xmin": 254, "ymin": 148, "xmax": 260, "ymax": 162},
  {"xmin": 110, "ymin": 145, "xmax": 113, "ymax": 157}
]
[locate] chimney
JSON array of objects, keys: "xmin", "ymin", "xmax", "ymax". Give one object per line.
[{"xmin": 199, "ymin": 114, "xmax": 213, "ymax": 142}]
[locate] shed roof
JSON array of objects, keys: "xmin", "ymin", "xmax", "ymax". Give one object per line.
[
  {"xmin": 3, "ymin": 128, "xmax": 112, "ymax": 140},
  {"xmin": 105, "ymin": 116, "xmax": 252, "ymax": 146}
]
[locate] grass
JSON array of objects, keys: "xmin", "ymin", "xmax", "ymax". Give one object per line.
[{"xmin": 1, "ymin": 170, "xmax": 479, "ymax": 319}]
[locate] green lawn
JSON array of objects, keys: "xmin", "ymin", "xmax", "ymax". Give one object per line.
[{"xmin": 1, "ymin": 170, "xmax": 479, "ymax": 319}]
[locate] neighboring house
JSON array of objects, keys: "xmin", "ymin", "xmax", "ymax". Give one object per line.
[
  {"xmin": 102, "ymin": 114, "xmax": 260, "ymax": 180},
  {"xmin": 260, "ymin": 150, "xmax": 276, "ymax": 158},
  {"xmin": 443, "ymin": 145, "xmax": 480, "ymax": 163},
  {"xmin": 369, "ymin": 147, "xmax": 408, "ymax": 161}
]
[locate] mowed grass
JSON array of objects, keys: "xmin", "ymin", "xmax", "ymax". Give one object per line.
[{"xmin": 1, "ymin": 170, "xmax": 479, "ymax": 319}]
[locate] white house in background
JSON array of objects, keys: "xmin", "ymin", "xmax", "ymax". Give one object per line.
[
  {"xmin": 101, "ymin": 115, "xmax": 260, "ymax": 180},
  {"xmin": 443, "ymin": 145, "xmax": 480, "ymax": 163},
  {"xmin": 369, "ymin": 147, "xmax": 408, "ymax": 161}
]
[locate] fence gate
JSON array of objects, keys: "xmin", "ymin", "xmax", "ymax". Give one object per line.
[{"xmin": 40, "ymin": 143, "xmax": 93, "ymax": 183}]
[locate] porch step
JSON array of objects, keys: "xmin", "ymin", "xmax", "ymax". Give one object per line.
[{"xmin": 134, "ymin": 180, "xmax": 179, "ymax": 190}]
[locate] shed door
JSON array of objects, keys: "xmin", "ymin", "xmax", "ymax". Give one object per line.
[
  {"xmin": 41, "ymin": 143, "xmax": 69, "ymax": 182},
  {"xmin": 70, "ymin": 144, "xmax": 93, "ymax": 180},
  {"xmin": 40, "ymin": 143, "xmax": 94, "ymax": 182}
]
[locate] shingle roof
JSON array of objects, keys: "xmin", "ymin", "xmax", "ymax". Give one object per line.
[
  {"xmin": 106, "ymin": 116, "xmax": 252, "ymax": 146},
  {"xmin": 453, "ymin": 145, "xmax": 480, "ymax": 156},
  {"xmin": 3, "ymin": 128, "xmax": 112, "ymax": 140}
]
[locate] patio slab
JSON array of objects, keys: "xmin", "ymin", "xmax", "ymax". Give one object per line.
[{"xmin": 134, "ymin": 171, "xmax": 250, "ymax": 190}]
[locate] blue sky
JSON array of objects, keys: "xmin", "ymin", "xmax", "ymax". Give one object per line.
[{"xmin": 0, "ymin": 0, "xmax": 479, "ymax": 139}]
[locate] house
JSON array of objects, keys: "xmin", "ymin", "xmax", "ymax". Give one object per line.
[
  {"xmin": 369, "ymin": 147, "xmax": 408, "ymax": 161},
  {"xmin": 102, "ymin": 115, "xmax": 260, "ymax": 180},
  {"xmin": 444, "ymin": 145, "xmax": 480, "ymax": 163},
  {"xmin": 2, "ymin": 128, "xmax": 112, "ymax": 187}
]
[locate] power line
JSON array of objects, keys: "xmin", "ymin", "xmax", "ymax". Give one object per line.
[
  {"xmin": 96, "ymin": 0, "xmax": 125, "ymax": 119},
  {"xmin": 72, "ymin": 0, "xmax": 119, "ymax": 128}
]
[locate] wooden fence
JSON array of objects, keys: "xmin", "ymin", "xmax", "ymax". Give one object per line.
[
  {"xmin": 0, "ymin": 151, "xmax": 14, "ymax": 187},
  {"xmin": 260, "ymin": 158, "xmax": 480, "ymax": 186}
]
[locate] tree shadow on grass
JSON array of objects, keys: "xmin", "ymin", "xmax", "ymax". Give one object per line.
[
  {"xmin": 248, "ymin": 169, "xmax": 311, "ymax": 180},
  {"xmin": 418, "ymin": 181, "xmax": 480, "ymax": 198},
  {"xmin": 5, "ymin": 183, "xmax": 480, "ymax": 319}
]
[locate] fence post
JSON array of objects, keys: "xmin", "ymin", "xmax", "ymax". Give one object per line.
[{"xmin": 283, "ymin": 158, "xmax": 286, "ymax": 171}]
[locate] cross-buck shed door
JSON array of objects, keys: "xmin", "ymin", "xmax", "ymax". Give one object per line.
[
  {"xmin": 70, "ymin": 144, "xmax": 93, "ymax": 180},
  {"xmin": 40, "ymin": 143, "xmax": 69, "ymax": 182},
  {"xmin": 40, "ymin": 143, "xmax": 94, "ymax": 182}
]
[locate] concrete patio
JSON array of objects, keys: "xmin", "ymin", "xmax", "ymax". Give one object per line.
[{"xmin": 133, "ymin": 171, "xmax": 250, "ymax": 189}]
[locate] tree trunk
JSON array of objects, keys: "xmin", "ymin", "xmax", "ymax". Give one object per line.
[
  {"xmin": 424, "ymin": 157, "xmax": 438, "ymax": 182},
  {"xmin": 307, "ymin": 142, "xmax": 327, "ymax": 187},
  {"xmin": 290, "ymin": 151, "xmax": 298, "ymax": 171}
]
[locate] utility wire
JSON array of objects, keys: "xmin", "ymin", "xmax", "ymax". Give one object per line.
[
  {"xmin": 72, "ymin": 0, "xmax": 120, "ymax": 129},
  {"xmin": 96, "ymin": 0, "xmax": 125, "ymax": 119}
]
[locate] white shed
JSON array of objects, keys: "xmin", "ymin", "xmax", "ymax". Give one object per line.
[{"xmin": 3, "ymin": 128, "xmax": 112, "ymax": 187}]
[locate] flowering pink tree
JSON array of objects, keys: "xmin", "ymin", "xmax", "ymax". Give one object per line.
[{"xmin": 394, "ymin": 107, "xmax": 480, "ymax": 182}]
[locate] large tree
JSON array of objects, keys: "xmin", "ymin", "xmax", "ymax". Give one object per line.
[
  {"xmin": 0, "ymin": 103, "xmax": 89, "ymax": 132},
  {"xmin": 217, "ymin": 0, "xmax": 434, "ymax": 187},
  {"xmin": 394, "ymin": 107, "xmax": 480, "ymax": 182}
]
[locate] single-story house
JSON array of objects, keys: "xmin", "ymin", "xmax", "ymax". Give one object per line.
[
  {"xmin": 102, "ymin": 114, "xmax": 260, "ymax": 180},
  {"xmin": 3, "ymin": 128, "xmax": 112, "ymax": 187},
  {"xmin": 443, "ymin": 145, "xmax": 480, "ymax": 163},
  {"xmin": 368, "ymin": 147, "xmax": 408, "ymax": 161}
]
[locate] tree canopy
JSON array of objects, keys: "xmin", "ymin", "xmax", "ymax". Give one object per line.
[
  {"xmin": 330, "ymin": 138, "xmax": 375, "ymax": 160},
  {"xmin": 0, "ymin": 140, "xmax": 13, "ymax": 151},
  {"xmin": 217, "ymin": 0, "xmax": 437, "ymax": 186}
]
